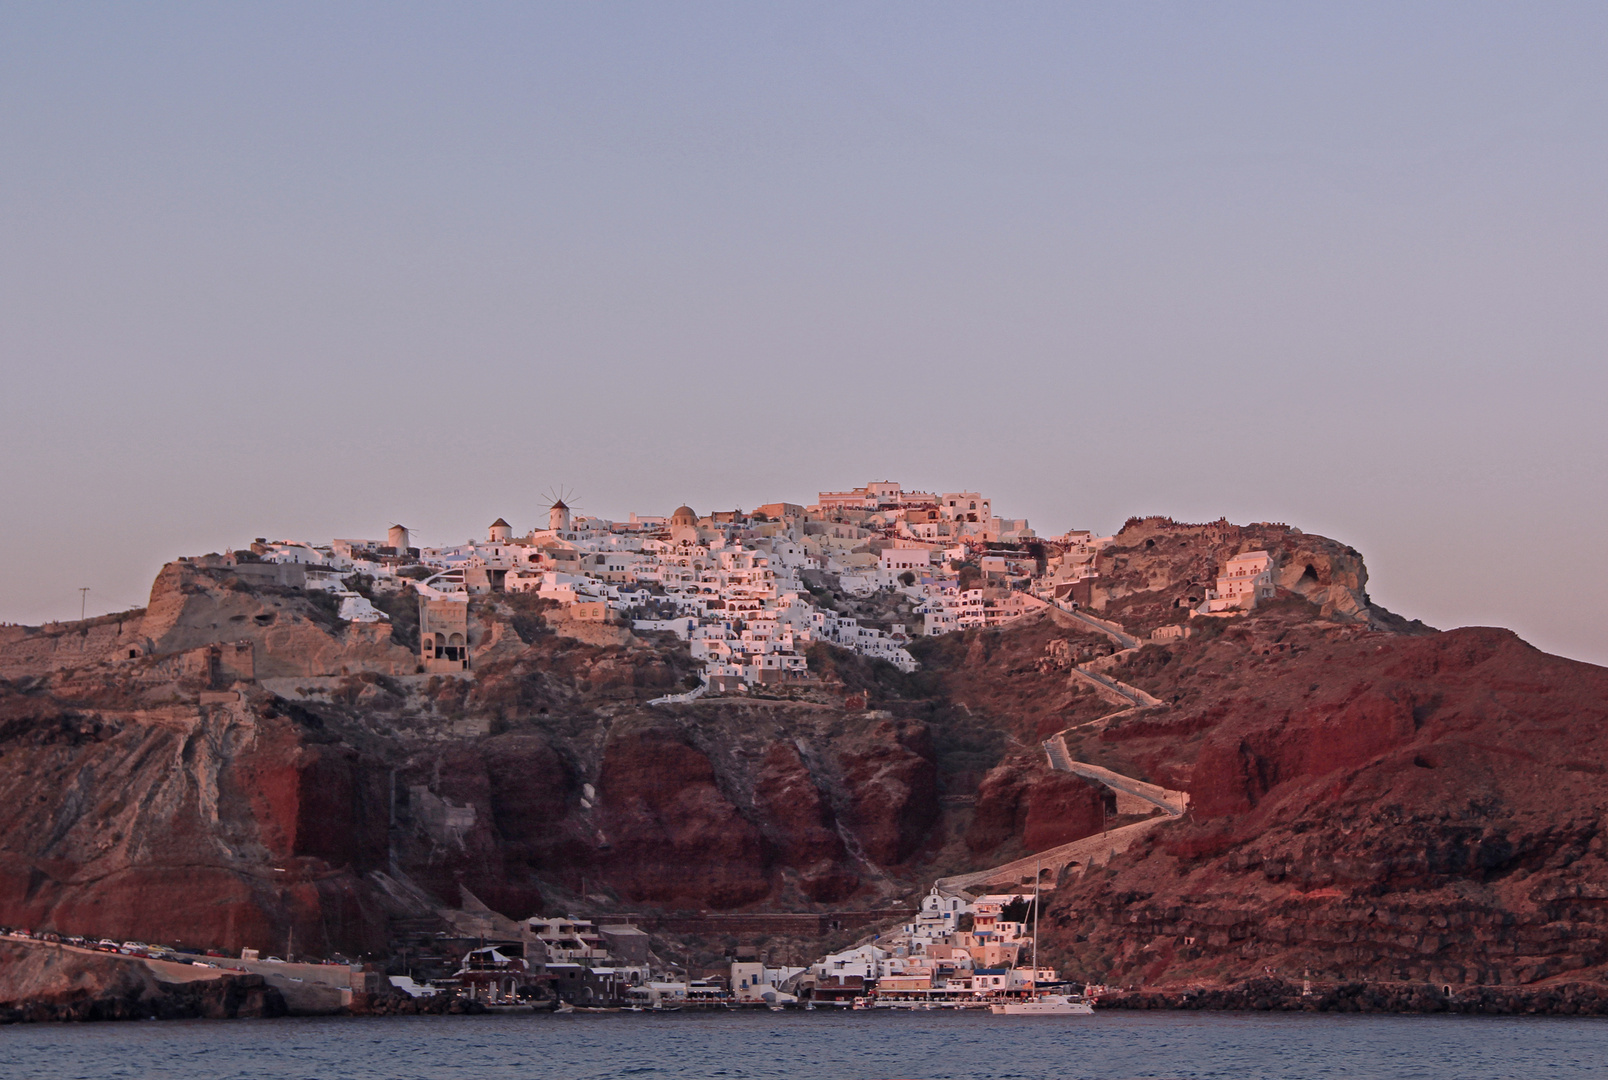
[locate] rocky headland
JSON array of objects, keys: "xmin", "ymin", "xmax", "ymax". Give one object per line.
[{"xmin": 1, "ymin": 516, "xmax": 1604, "ymax": 1016}]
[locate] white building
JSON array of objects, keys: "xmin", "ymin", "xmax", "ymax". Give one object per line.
[
  {"xmin": 1200, "ymin": 550, "xmax": 1276, "ymax": 614},
  {"xmin": 730, "ymin": 961, "xmax": 806, "ymax": 1003}
]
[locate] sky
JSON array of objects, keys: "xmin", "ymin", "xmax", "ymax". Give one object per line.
[{"xmin": 1, "ymin": 3, "xmax": 1605, "ymax": 664}]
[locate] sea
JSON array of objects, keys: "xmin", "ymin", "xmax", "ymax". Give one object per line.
[{"xmin": 7, "ymin": 1010, "xmax": 1608, "ymax": 1080}]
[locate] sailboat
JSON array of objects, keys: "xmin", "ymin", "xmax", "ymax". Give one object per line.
[
  {"xmin": 992, "ymin": 993, "xmax": 1094, "ymax": 1016},
  {"xmin": 991, "ymin": 859, "xmax": 1095, "ymax": 1017}
]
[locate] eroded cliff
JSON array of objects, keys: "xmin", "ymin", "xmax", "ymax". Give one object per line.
[{"xmin": 0, "ymin": 526, "xmax": 1602, "ymax": 1004}]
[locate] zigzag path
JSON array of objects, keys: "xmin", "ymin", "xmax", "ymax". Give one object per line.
[{"xmin": 936, "ymin": 610, "xmax": 1188, "ymax": 894}]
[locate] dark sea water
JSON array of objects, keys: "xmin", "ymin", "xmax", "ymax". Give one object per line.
[{"xmin": 7, "ymin": 1010, "xmax": 1608, "ymax": 1080}]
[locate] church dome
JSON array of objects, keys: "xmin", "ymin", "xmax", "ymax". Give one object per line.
[{"xmin": 670, "ymin": 505, "xmax": 697, "ymax": 525}]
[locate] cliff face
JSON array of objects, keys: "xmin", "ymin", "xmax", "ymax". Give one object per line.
[
  {"xmin": 0, "ymin": 564, "xmax": 963, "ymax": 956},
  {"xmin": 0, "ymin": 530, "xmax": 1603, "ymax": 999},
  {"xmin": 1085, "ymin": 517, "xmax": 1418, "ymax": 631},
  {"xmin": 968, "ymin": 763, "xmax": 1106, "ymax": 855},
  {"xmin": 1036, "ymin": 621, "xmax": 1608, "ymax": 991},
  {"xmin": 0, "ymin": 691, "xmax": 396, "ymax": 957},
  {"xmin": 0, "ymin": 940, "xmax": 286, "ymax": 1021}
]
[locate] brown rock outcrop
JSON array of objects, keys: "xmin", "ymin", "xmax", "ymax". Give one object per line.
[
  {"xmin": 0, "ymin": 940, "xmax": 286, "ymax": 1022},
  {"xmin": 1039, "ymin": 625, "xmax": 1608, "ymax": 992},
  {"xmin": 968, "ymin": 761, "xmax": 1105, "ymax": 854},
  {"xmin": 836, "ymin": 718, "xmax": 939, "ymax": 865},
  {"xmin": 753, "ymin": 741, "xmax": 857, "ymax": 902},
  {"xmin": 1022, "ymin": 771, "xmax": 1107, "ymax": 852},
  {"xmin": 136, "ymin": 562, "xmax": 418, "ymax": 678},
  {"xmin": 1084, "ymin": 517, "xmax": 1422, "ymax": 633},
  {"xmin": 596, "ymin": 722, "xmax": 769, "ymax": 908},
  {"xmin": 3, "ymin": 518, "xmax": 1602, "ymax": 1006}
]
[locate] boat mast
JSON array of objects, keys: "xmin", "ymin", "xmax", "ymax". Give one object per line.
[{"xmin": 1031, "ymin": 859, "xmax": 1040, "ymax": 996}]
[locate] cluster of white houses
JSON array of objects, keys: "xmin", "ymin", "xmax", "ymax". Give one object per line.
[
  {"xmin": 231, "ymin": 481, "xmax": 1284, "ymax": 686},
  {"xmin": 806, "ymin": 886, "xmax": 1063, "ymax": 1005},
  {"xmin": 398, "ymin": 895, "xmax": 1080, "ymax": 1007}
]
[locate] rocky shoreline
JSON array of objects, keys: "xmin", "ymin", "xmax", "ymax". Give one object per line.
[
  {"xmin": 0, "ymin": 939, "xmax": 494, "ymax": 1025},
  {"xmin": 0, "ymin": 983, "xmax": 490, "ymax": 1025},
  {"xmin": 1099, "ymin": 976, "xmax": 1608, "ymax": 1016},
  {"xmin": 0, "ymin": 973, "xmax": 286, "ymax": 1024}
]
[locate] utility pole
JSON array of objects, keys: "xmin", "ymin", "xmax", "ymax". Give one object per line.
[{"xmin": 79, "ymin": 588, "xmax": 89, "ymax": 622}]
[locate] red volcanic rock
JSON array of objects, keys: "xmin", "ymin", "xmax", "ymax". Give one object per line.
[
  {"xmin": 391, "ymin": 741, "xmax": 549, "ymax": 918},
  {"xmin": 753, "ymin": 741, "xmax": 856, "ymax": 902},
  {"xmin": 1022, "ymin": 771, "xmax": 1106, "ymax": 851},
  {"xmin": 1041, "ymin": 626, "xmax": 1608, "ymax": 991},
  {"xmin": 0, "ymin": 940, "xmax": 287, "ymax": 1021},
  {"xmin": 969, "ymin": 762, "xmax": 1105, "ymax": 854},
  {"xmin": 968, "ymin": 763, "xmax": 1034, "ymax": 854},
  {"xmin": 482, "ymin": 734, "xmax": 575, "ymax": 835},
  {"xmin": 836, "ymin": 719, "xmax": 939, "ymax": 865},
  {"xmin": 596, "ymin": 723, "xmax": 768, "ymax": 908},
  {"xmin": 477, "ymin": 732, "xmax": 588, "ymax": 914},
  {"xmin": 0, "ymin": 698, "xmax": 396, "ymax": 959},
  {"xmin": 12, "ymin": 522, "xmax": 1603, "ymax": 1001}
]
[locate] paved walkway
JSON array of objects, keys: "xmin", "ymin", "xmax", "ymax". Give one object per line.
[
  {"xmin": 938, "ymin": 606, "xmax": 1191, "ymax": 897},
  {"xmin": 1048, "ymin": 743, "xmax": 1188, "ymax": 816},
  {"xmin": 1067, "ymin": 665, "xmax": 1165, "ymax": 709},
  {"xmin": 1051, "ymin": 600, "xmax": 1140, "ymax": 650},
  {"xmin": 647, "ymin": 679, "xmax": 706, "ymax": 706},
  {"xmin": 935, "ymin": 815, "xmax": 1174, "ymax": 892},
  {"xmin": 934, "ymin": 731, "xmax": 1190, "ymax": 894}
]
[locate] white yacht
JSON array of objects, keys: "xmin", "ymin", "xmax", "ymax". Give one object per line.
[
  {"xmin": 989, "ymin": 858, "xmax": 1096, "ymax": 1017},
  {"xmin": 991, "ymin": 994, "xmax": 1094, "ymax": 1015}
]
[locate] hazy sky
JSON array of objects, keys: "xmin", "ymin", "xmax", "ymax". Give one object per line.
[{"xmin": 2, "ymin": 3, "xmax": 1605, "ymax": 664}]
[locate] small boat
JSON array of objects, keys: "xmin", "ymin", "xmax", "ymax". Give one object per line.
[
  {"xmin": 990, "ymin": 994, "xmax": 1094, "ymax": 1016},
  {"xmin": 768, "ymin": 1004, "xmax": 784, "ymax": 1012},
  {"xmin": 553, "ymin": 1001, "xmax": 575, "ymax": 1015}
]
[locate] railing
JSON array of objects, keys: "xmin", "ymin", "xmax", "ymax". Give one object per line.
[{"xmin": 647, "ymin": 678, "xmax": 707, "ymax": 706}]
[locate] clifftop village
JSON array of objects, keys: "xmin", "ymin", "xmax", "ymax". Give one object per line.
[
  {"xmin": 26, "ymin": 479, "xmax": 1282, "ymax": 1012},
  {"xmin": 205, "ymin": 479, "xmax": 1276, "ymax": 691}
]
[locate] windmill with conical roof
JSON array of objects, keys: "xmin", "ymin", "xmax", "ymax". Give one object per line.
[{"xmin": 542, "ymin": 486, "xmax": 579, "ymax": 534}]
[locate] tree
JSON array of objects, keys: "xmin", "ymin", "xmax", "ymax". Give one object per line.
[{"xmin": 1001, "ymin": 897, "xmax": 1037, "ymax": 924}]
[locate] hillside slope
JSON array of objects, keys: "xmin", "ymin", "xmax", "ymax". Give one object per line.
[{"xmin": 0, "ymin": 520, "xmax": 1601, "ymax": 1000}]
